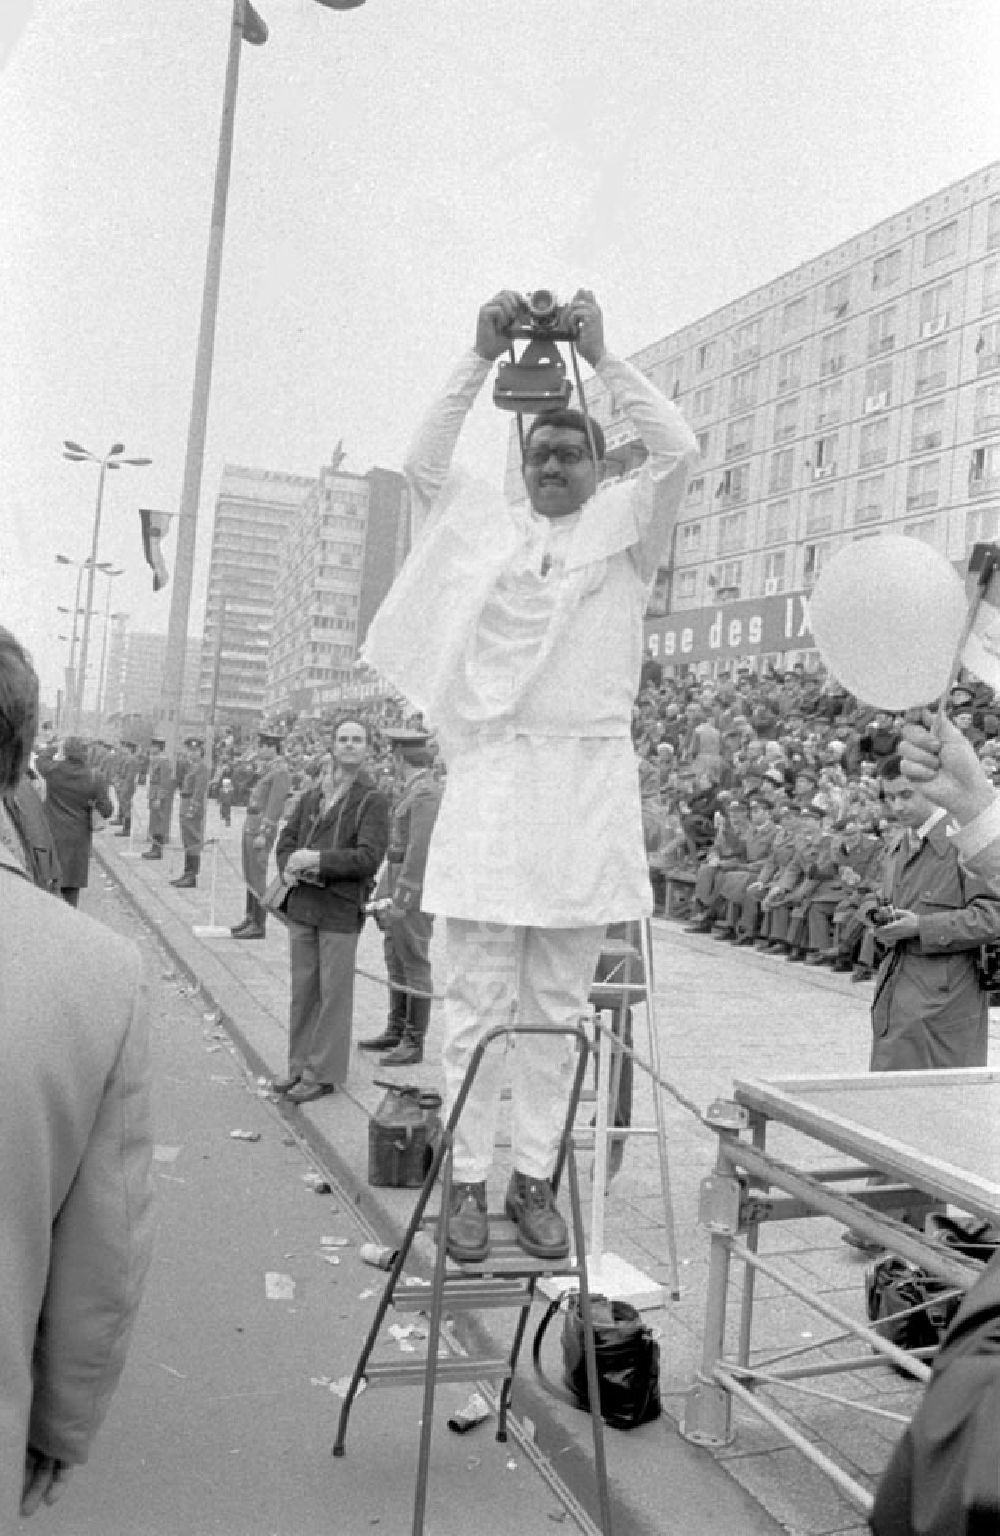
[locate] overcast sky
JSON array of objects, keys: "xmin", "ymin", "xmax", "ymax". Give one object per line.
[{"xmin": 2, "ymin": 0, "xmax": 998, "ymax": 709}]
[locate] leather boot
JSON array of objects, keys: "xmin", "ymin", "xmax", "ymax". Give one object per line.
[
  {"xmin": 379, "ymin": 995, "xmax": 431, "ymax": 1066},
  {"xmin": 231, "ymin": 891, "xmax": 256, "ymax": 937},
  {"xmin": 504, "ymin": 1171, "xmax": 569, "ymax": 1261},
  {"xmin": 445, "ymin": 1180, "xmax": 489, "ymax": 1264},
  {"xmin": 358, "ymin": 989, "xmax": 409, "ymax": 1052}
]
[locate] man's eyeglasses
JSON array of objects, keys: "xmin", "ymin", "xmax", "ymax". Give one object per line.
[{"xmin": 523, "ymin": 444, "xmax": 590, "ymax": 469}]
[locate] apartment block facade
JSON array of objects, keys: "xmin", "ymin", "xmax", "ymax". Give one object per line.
[
  {"xmin": 504, "ymin": 161, "xmax": 1000, "ymax": 675},
  {"xmin": 197, "ymin": 464, "xmax": 315, "ymax": 726},
  {"xmin": 265, "ymin": 464, "xmax": 408, "ymax": 716}
]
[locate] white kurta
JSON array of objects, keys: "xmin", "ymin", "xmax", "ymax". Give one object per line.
[{"xmin": 363, "ymin": 347, "xmax": 698, "ymax": 927}]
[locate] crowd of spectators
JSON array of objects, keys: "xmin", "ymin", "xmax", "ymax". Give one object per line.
[{"xmin": 632, "ymin": 659, "xmax": 1000, "ymax": 981}]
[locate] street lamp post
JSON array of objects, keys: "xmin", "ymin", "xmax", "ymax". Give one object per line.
[
  {"xmin": 94, "ymin": 568, "xmax": 125, "ymax": 735},
  {"xmin": 62, "ymin": 441, "xmax": 151, "ymax": 731},
  {"xmin": 158, "ymin": 0, "xmax": 365, "ymax": 758},
  {"xmin": 55, "ymin": 553, "xmax": 114, "ymax": 728}
]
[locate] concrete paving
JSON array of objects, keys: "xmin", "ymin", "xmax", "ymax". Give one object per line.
[{"xmin": 94, "ymin": 802, "xmax": 997, "ymax": 1536}]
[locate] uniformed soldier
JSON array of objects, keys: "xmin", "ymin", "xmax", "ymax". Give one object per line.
[
  {"xmin": 142, "ymin": 734, "xmax": 176, "ymax": 860},
  {"xmin": 171, "ymin": 738, "xmax": 210, "ymax": 889},
  {"xmin": 358, "ymin": 729, "xmax": 441, "ymax": 1065},
  {"xmin": 113, "ymin": 742, "xmax": 140, "ymax": 838},
  {"xmin": 231, "ymin": 728, "xmax": 291, "ymax": 939}
]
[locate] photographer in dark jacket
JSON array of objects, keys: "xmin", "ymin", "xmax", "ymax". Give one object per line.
[{"xmin": 271, "ymin": 718, "xmax": 389, "ymax": 1103}]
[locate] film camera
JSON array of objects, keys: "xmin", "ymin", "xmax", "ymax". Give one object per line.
[
  {"xmin": 872, "ymin": 904, "xmax": 900, "ymax": 926},
  {"xmin": 493, "ymin": 288, "xmax": 579, "ymax": 415},
  {"xmin": 503, "ymin": 288, "xmax": 579, "ymax": 342}
]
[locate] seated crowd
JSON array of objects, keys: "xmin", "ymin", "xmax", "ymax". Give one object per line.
[{"xmin": 633, "ymin": 661, "xmax": 1000, "ymax": 980}]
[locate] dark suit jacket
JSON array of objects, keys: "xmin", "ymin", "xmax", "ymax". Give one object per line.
[
  {"xmin": 276, "ymin": 772, "xmax": 389, "ymax": 932},
  {"xmin": 35, "ymin": 756, "xmax": 113, "ymax": 888}
]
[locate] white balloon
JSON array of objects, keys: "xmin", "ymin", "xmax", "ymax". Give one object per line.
[{"xmin": 809, "ymin": 536, "xmax": 969, "ymax": 710}]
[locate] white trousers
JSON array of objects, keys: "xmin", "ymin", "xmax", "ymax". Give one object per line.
[{"xmin": 442, "ymin": 919, "xmax": 605, "ymax": 1183}]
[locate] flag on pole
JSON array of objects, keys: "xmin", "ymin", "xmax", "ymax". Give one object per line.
[
  {"xmin": 139, "ymin": 509, "xmax": 173, "ymax": 592},
  {"xmin": 960, "ymin": 543, "xmax": 1000, "ymax": 692}
]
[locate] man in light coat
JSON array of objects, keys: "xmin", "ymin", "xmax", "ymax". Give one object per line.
[
  {"xmin": 0, "ymin": 627, "xmax": 155, "ymax": 1525},
  {"xmin": 363, "ymin": 289, "xmax": 697, "ymax": 1263}
]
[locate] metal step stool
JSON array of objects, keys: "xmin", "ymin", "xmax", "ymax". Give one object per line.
[{"xmin": 332, "ymin": 1022, "xmax": 615, "ymax": 1536}]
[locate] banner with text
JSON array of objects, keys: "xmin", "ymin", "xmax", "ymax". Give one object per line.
[{"xmin": 643, "ymin": 590, "xmax": 815, "ymax": 666}]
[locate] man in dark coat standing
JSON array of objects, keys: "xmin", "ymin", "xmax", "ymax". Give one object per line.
[
  {"xmin": 172, "ymin": 738, "xmax": 209, "ymax": 889},
  {"xmin": 113, "ymin": 742, "xmax": 139, "ymax": 839},
  {"xmin": 231, "ymin": 728, "xmax": 291, "ymax": 940},
  {"xmin": 35, "ymin": 737, "xmax": 113, "ymax": 907},
  {"xmin": 868, "ymin": 755, "xmax": 1000, "ymax": 1073},
  {"xmin": 142, "ymin": 734, "xmax": 175, "ymax": 860},
  {"xmin": 272, "ymin": 719, "xmax": 389, "ymax": 1101},
  {"xmin": 359, "ymin": 728, "xmax": 442, "ymax": 1065}
]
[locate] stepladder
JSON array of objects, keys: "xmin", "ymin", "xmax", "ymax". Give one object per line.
[
  {"xmin": 582, "ymin": 919, "xmax": 681, "ymax": 1302},
  {"xmin": 332, "ymin": 1022, "xmax": 617, "ymax": 1536}
]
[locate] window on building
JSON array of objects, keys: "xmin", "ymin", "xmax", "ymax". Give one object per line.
[
  {"xmin": 820, "ymin": 327, "xmax": 848, "ymax": 377},
  {"xmin": 987, "ymin": 198, "xmax": 1000, "ymax": 252},
  {"xmin": 906, "ymin": 458, "xmax": 941, "ymax": 510},
  {"xmin": 714, "ymin": 560, "xmax": 744, "ymax": 598},
  {"xmin": 718, "ymin": 510, "xmax": 747, "ymax": 554},
  {"xmin": 781, "ymin": 295, "xmax": 808, "ymax": 333},
  {"xmin": 815, "ymin": 380, "xmax": 843, "ymax": 429},
  {"xmin": 984, "ymin": 262, "xmax": 1000, "ymax": 316},
  {"xmin": 812, "ymin": 433, "xmax": 839, "ymax": 479},
  {"xmin": 974, "ymin": 383, "xmax": 1000, "ymax": 435},
  {"xmin": 872, "ymin": 249, "xmax": 902, "ymax": 290},
  {"xmin": 762, "ymin": 550, "xmax": 786, "ymax": 594},
  {"xmin": 776, "ymin": 346, "xmax": 802, "ymax": 393},
  {"xmin": 863, "ymin": 362, "xmax": 893, "ymax": 412},
  {"xmin": 967, "ymin": 504, "xmax": 1000, "ymax": 548},
  {"xmin": 729, "ymin": 366, "xmax": 759, "ymax": 409},
  {"xmin": 976, "ymin": 320, "xmax": 1000, "ymax": 376},
  {"xmin": 805, "ymin": 488, "xmax": 837, "ymax": 538},
  {"xmin": 859, "ymin": 416, "xmax": 890, "ymax": 468},
  {"xmin": 970, "ymin": 444, "xmax": 1000, "ymax": 495},
  {"xmin": 773, "ymin": 398, "xmax": 798, "ymax": 442},
  {"xmin": 855, "ymin": 474, "xmax": 886, "ymax": 527},
  {"xmin": 916, "ymin": 339, "xmax": 949, "ymax": 394},
  {"xmin": 676, "ymin": 569, "xmax": 698, "ymax": 600},
  {"xmin": 764, "ymin": 499, "xmax": 790, "ymax": 545},
  {"xmin": 803, "ymin": 541, "xmax": 831, "ymax": 585},
  {"xmin": 725, "ymin": 414, "xmax": 754, "ymax": 458},
  {"xmin": 681, "ymin": 522, "xmax": 702, "ymax": 553},
  {"xmin": 903, "ymin": 517, "xmax": 938, "ymax": 547},
  {"xmin": 912, "ymin": 399, "xmax": 945, "ymax": 454},
  {"xmin": 696, "ymin": 341, "xmax": 716, "ymax": 372},
  {"xmin": 867, "ymin": 304, "xmax": 897, "ymax": 357},
  {"xmin": 695, "ymin": 428, "xmax": 710, "ymax": 459},
  {"xmin": 768, "ymin": 448, "xmax": 794, "ymax": 494},
  {"xmin": 717, "ymin": 463, "xmax": 750, "ymax": 504},
  {"xmin": 918, "ymin": 279, "xmax": 952, "ymax": 337},
  {"xmin": 732, "ymin": 319, "xmax": 761, "ymax": 364},
  {"xmin": 693, "ymin": 383, "xmax": 714, "ymax": 417},
  {"xmin": 685, "ymin": 474, "xmax": 705, "ymax": 503},
  {"xmin": 924, "ymin": 220, "xmax": 958, "ymax": 265},
  {"xmin": 823, "ymin": 275, "xmax": 851, "ymax": 314}
]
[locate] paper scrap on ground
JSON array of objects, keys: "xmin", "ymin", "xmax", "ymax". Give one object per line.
[
  {"xmin": 265, "ymin": 1272, "xmax": 295, "ymax": 1301},
  {"xmin": 153, "ymin": 1145, "xmax": 181, "ymax": 1163}
]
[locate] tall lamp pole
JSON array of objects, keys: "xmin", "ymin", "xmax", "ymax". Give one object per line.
[
  {"xmin": 55, "ymin": 553, "xmax": 113, "ymax": 728},
  {"xmin": 93, "ymin": 567, "xmax": 125, "ymax": 734},
  {"xmin": 158, "ymin": 0, "xmax": 365, "ymax": 758},
  {"xmin": 62, "ymin": 442, "xmax": 151, "ymax": 730}
]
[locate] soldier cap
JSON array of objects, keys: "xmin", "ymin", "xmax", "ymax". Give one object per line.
[
  {"xmin": 151, "ymin": 735, "xmax": 166, "ymax": 748},
  {"xmin": 257, "ymin": 728, "xmax": 284, "ymax": 749},
  {"xmin": 384, "ymin": 728, "xmax": 433, "ymax": 749}
]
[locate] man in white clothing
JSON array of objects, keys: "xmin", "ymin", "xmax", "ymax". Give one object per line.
[{"xmin": 363, "ymin": 289, "xmax": 697, "ymax": 1263}]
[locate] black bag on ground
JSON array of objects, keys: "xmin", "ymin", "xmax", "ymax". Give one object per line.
[
  {"xmin": 866, "ymin": 1216, "xmax": 1000, "ymax": 1356},
  {"xmin": 533, "ymin": 1292, "xmax": 661, "ymax": 1430},
  {"xmin": 367, "ymin": 1082, "xmax": 442, "ymax": 1188}
]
